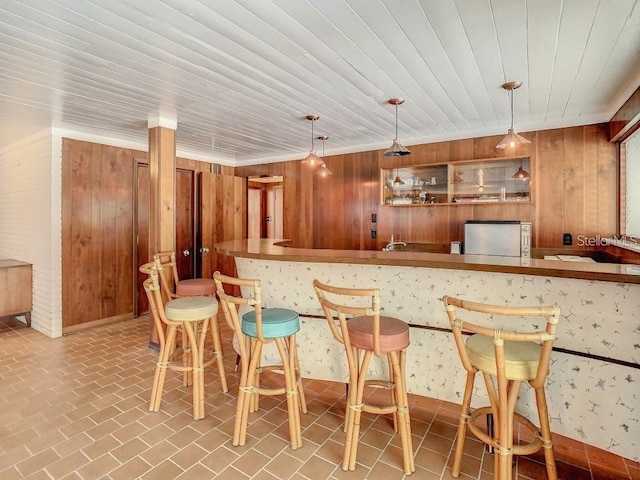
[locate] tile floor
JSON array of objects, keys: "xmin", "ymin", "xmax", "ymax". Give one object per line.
[{"xmin": 0, "ymin": 315, "xmax": 638, "ymax": 480}]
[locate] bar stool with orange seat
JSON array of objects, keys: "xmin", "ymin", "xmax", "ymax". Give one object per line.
[
  {"xmin": 313, "ymin": 280, "xmax": 415, "ymax": 475},
  {"xmin": 442, "ymin": 295, "xmax": 561, "ymax": 480},
  {"xmin": 141, "ymin": 263, "xmax": 219, "ymax": 420},
  {"xmin": 153, "ymin": 251, "xmax": 227, "ymax": 393},
  {"xmin": 213, "ymin": 271, "xmax": 307, "ymax": 450}
]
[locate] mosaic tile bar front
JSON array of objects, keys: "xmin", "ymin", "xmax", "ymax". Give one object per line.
[{"xmin": 235, "ymin": 257, "xmax": 640, "ymax": 462}]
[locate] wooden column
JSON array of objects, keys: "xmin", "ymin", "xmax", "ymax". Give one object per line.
[{"xmin": 148, "ymin": 121, "xmax": 176, "ymax": 345}]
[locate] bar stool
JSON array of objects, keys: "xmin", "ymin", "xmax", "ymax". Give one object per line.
[
  {"xmin": 142, "ymin": 264, "xmax": 218, "ymax": 420},
  {"xmin": 153, "ymin": 251, "xmax": 227, "ymax": 393},
  {"xmin": 213, "ymin": 271, "xmax": 307, "ymax": 449},
  {"xmin": 313, "ymin": 280, "xmax": 415, "ymax": 475},
  {"xmin": 442, "ymin": 296, "xmax": 561, "ymax": 480}
]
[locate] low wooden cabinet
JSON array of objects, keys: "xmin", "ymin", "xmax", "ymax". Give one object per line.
[{"xmin": 0, "ymin": 259, "xmax": 32, "ymax": 326}]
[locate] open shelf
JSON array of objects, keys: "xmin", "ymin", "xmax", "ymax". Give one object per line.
[{"xmin": 381, "ymin": 157, "xmax": 531, "ymax": 206}]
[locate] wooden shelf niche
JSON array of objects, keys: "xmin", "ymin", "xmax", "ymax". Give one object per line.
[{"xmin": 381, "ymin": 157, "xmax": 531, "ymax": 206}]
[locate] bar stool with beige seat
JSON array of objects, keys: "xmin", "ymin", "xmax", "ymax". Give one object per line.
[
  {"xmin": 442, "ymin": 296, "xmax": 561, "ymax": 480},
  {"xmin": 142, "ymin": 263, "xmax": 219, "ymax": 420},
  {"xmin": 313, "ymin": 280, "xmax": 415, "ymax": 475},
  {"xmin": 153, "ymin": 251, "xmax": 227, "ymax": 393},
  {"xmin": 213, "ymin": 271, "xmax": 307, "ymax": 450}
]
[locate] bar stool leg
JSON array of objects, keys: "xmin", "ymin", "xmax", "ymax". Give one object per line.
[
  {"xmin": 276, "ymin": 336, "xmax": 301, "ymax": 449},
  {"xmin": 345, "ymin": 349, "xmax": 372, "ymax": 471},
  {"xmin": 208, "ymin": 314, "xmax": 228, "ymax": 392},
  {"xmin": 237, "ymin": 340, "xmax": 264, "ymax": 446},
  {"xmin": 535, "ymin": 387, "xmax": 558, "ymax": 480},
  {"xmin": 452, "ymin": 372, "xmax": 475, "ymax": 477},
  {"xmin": 390, "ymin": 350, "xmax": 414, "ymax": 475}
]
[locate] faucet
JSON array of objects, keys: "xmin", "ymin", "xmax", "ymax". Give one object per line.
[{"xmin": 383, "ymin": 235, "xmax": 407, "ymax": 251}]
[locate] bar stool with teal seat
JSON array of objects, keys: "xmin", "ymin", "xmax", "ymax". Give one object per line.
[{"xmin": 213, "ymin": 271, "xmax": 307, "ymax": 449}]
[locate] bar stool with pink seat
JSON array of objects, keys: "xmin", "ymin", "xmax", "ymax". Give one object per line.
[{"xmin": 313, "ymin": 279, "xmax": 415, "ymax": 475}]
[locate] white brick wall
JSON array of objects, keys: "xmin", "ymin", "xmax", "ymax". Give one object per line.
[{"xmin": 0, "ymin": 129, "xmax": 63, "ymax": 337}]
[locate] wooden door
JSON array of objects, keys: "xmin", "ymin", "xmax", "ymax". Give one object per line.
[
  {"xmin": 175, "ymin": 169, "xmax": 195, "ymax": 280},
  {"xmin": 136, "ymin": 167, "xmax": 196, "ymax": 315},
  {"xmin": 247, "ymin": 187, "xmax": 263, "ymax": 238},
  {"xmin": 266, "ymin": 184, "xmax": 283, "ymax": 238},
  {"xmin": 199, "ymin": 172, "xmax": 247, "ymax": 280}
]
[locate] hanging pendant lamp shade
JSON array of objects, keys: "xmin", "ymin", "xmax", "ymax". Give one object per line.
[
  {"xmin": 496, "ymin": 82, "xmax": 531, "ymax": 149},
  {"xmin": 315, "ymin": 136, "xmax": 332, "ymax": 177},
  {"xmin": 302, "ymin": 115, "xmax": 322, "ymax": 166},
  {"xmin": 392, "ymin": 169, "xmax": 405, "ymax": 186},
  {"xmin": 512, "ymin": 158, "xmax": 530, "ymax": 180},
  {"xmin": 384, "ymin": 98, "xmax": 411, "ymax": 156}
]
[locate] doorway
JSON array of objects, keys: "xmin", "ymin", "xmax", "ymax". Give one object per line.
[
  {"xmin": 135, "ymin": 165, "xmax": 195, "ymax": 315},
  {"xmin": 247, "ymin": 176, "xmax": 283, "ymax": 239}
]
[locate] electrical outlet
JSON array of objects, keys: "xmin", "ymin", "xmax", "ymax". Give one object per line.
[
  {"xmin": 371, "ymin": 213, "xmax": 377, "ymax": 223},
  {"xmin": 563, "ymin": 233, "xmax": 573, "ymax": 245},
  {"xmin": 371, "ymin": 229, "xmax": 377, "ymax": 239}
]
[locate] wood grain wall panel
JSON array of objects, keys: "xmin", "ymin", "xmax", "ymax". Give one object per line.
[
  {"xmin": 535, "ymin": 129, "xmax": 564, "ymax": 247},
  {"xmin": 562, "ymin": 127, "xmax": 586, "ymax": 242},
  {"xmin": 583, "ymin": 125, "xmax": 601, "ymax": 239},
  {"xmin": 597, "ymin": 125, "xmax": 618, "ymax": 237},
  {"xmin": 62, "ymin": 139, "xmax": 137, "ymax": 328},
  {"xmin": 235, "ymin": 123, "xmax": 617, "ymax": 250}
]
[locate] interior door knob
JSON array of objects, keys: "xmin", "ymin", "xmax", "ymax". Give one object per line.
[
  {"xmin": 200, "ymin": 247, "xmax": 210, "ymax": 257},
  {"xmin": 183, "ymin": 249, "xmax": 190, "ymax": 256}
]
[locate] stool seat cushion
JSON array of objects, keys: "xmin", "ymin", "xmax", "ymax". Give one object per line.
[
  {"xmin": 347, "ymin": 316, "xmax": 410, "ymax": 353},
  {"xmin": 242, "ymin": 308, "xmax": 300, "ymax": 339},
  {"xmin": 176, "ymin": 278, "xmax": 216, "ymax": 296},
  {"xmin": 466, "ymin": 335, "xmax": 542, "ymax": 381},
  {"xmin": 165, "ymin": 296, "xmax": 218, "ymax": 322}
]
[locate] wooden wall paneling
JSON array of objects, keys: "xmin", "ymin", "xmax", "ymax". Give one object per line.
[
  {"xmin": 313, "ymin": 155, "xmax": 338, "ymax": 249},
  {"xmin": 107, "ymin": 145, "xmax": 135, "ymax": 319},
  {"xmin": 583, "ymin": 125, "xmax": 602, "ymax": 239},
  {"xmin": 362, "ymin": 151, "xmax": 381, "ymax": 250},
  {"xmin": 62, "ymin": 139, "xmax": 136, "ymax": 329},
  {"xmin": 136, "ymin": 164, "xmax": 150, "ymax": 315},
  {"xmin": 535, "ymin": 129, "xmax": 564, "ymax": 247},
  {"xmin": 562, "ymin": 127, "xmax": 586, "ymax": 248},
  {"xmin": 596, "ymin": 124, "xmax": 618, "ymax": 236}
]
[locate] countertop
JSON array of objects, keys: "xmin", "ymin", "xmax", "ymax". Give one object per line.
[{"xmin": 215, "ymin": 239, "xmax": 640, "ymax": 284}]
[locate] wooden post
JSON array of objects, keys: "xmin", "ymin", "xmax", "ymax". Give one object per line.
[{"xmin": 148, "ymin": 118, "xmax": 176, "ymax": 345}]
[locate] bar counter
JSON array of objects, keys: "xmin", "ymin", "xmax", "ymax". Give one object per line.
[{"xmin": 215, "ymin": 239, "xmax": 640, "ymax": 461}]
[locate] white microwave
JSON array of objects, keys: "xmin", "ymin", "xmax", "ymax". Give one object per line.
[{"xmin": 464, "ymin": 221, "xmax": 531, "ymax": 258}]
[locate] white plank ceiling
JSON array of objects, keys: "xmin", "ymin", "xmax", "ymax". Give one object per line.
[{"xmin": 1, "ymin": 0, "xmax": 639, "ymax": 166}]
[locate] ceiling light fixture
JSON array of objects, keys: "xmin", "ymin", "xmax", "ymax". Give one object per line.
[
  {"xmin": 302, "ymin": 115, "xmax": 322, "ymax": 167},
  {"xmin": 496, "ymin": 82, "xmax": 531, "ymax": 149},
  {"xmin": 384, "ymin": 98, "xmax": 411, "ymax": 156},
  {"xmin": 315, "ymin": 136, "xmax": 332, "ymax": 177}
]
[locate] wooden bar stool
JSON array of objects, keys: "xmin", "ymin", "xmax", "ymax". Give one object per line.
[
  {"xmin": 442, "ymin": 296, "xmax": 561, "ymax": 480},
  {"xmin": 142, "ymin": 264, "xmax": 218, "ymax": 420},
  {"xmin": 213, "ymin": 271, "xmax": 307, "ymax": 450},
  {"xmin": 153, "ymin": 251, "xmax": 227, "ymax": 393},
  {"xmin": 313, "ymin": 280, "xmax": 415, "ymax": 475}
]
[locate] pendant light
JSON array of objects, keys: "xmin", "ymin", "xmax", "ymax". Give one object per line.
[
  {"xmin": 392, "ymin": 169, "xmax": 405, "ymax": 186},
  {"xmin": 496, "ymin": 82, "xmax": 531, "ymax": 149},
  {"xmin": 384, "ymin": 98, "xmax": 411, "ymax": 156},
  {"xmin": 302, "ymin": 115, "xmax": 322, "ymax": 166},
  {"xmin": 512, "ymin": 158, "xmax": 530, "ymax": 180},
  {"xmin": 315, "ymin": 136, "xmax": 332, "ymax": 177}
]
